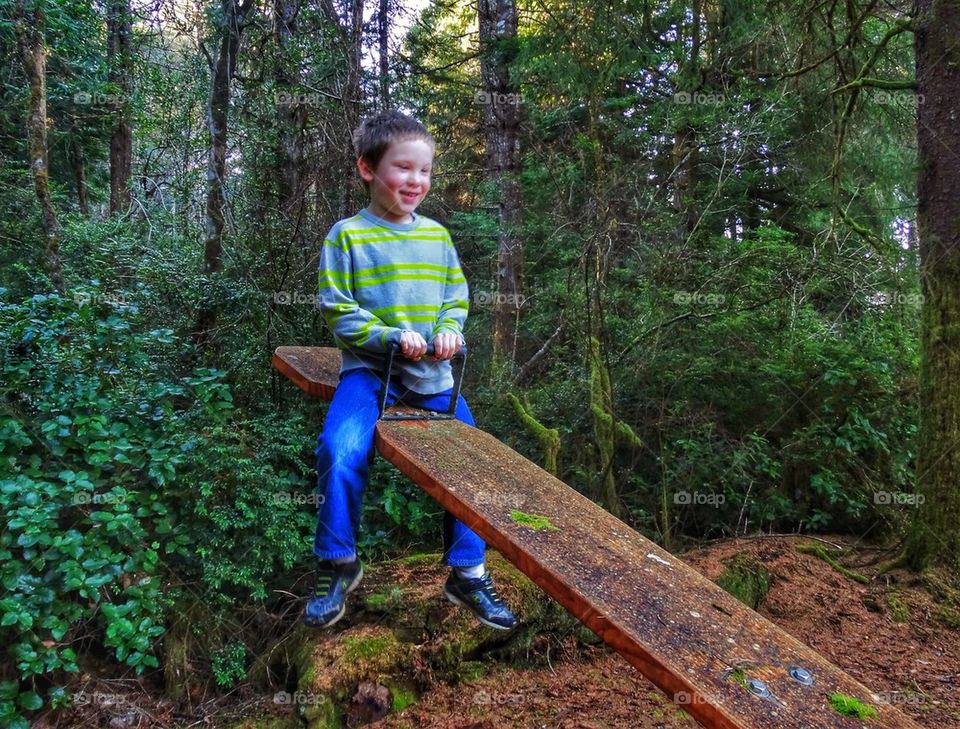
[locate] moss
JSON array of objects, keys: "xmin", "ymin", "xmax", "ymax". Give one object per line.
[
  {"xmin": 389, "ymin": 684, "xmax": 417, "ymax": 712},
  {"xmin": 509, "ymin": 509, "xmax": 559, "ymax": 531},
  {"xmin": 715, "ymin": 553, "xmax": 772, "ymax": 610},
  {"xmin": 726, "ymin": 668, "xmax": 749, "ymax": 688},
  {"xmin": 302, "ymin": 695, "xmax": 340, "ymax": 729},
  {"xmin": 227, "ymin": 719, "xmax": 301, "ymax": 729},
  {"xmin": 885, "ymin": 590, "xmax": 910, "ymax": 623},
  {"xmin": 798, "ymin": 543, "xmax": 869, "ymax": 584},
  {"xmin": 830, "ymin": 692, "xmax": 878, "ymax": 719},
  {"xmin": 507, "ymin": 393, "xmax": 561, "ymax": 475},
  {"xmin": 936, "ymin": 604, "xmax": 960, "ymax": 629},
  {"xmin": 343, "ymin": 633, "xmax": 401, "ymax": 662},
  {"xmin": 575, "ymin": 624, "xmax": 602, "ymax": 645},
  {"xmin": 458, "ymin": 660, "xmax": 490, "ymax": 682},
  {"xmin": 396, "ymin": 552, "xmax": 442, "ymax": 567},
  {"xmin": 363, "ymin": 586, "xmax": 405, "ymax": 612},
  {"xmin": 921, "ymin": 568, "xmax": 960, "ymax": 630}
]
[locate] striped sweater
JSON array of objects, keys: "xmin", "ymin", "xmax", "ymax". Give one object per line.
[{"xmin": 317, "ymin": 208, "xmax": 469, "ymax": 394}]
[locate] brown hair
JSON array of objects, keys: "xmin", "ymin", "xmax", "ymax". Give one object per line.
[{"xmin": 352, "ymin": 110, "xmax": 434, "ymax": 172}]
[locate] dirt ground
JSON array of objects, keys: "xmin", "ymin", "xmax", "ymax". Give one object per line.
[
  {"xmin": 363, "ymin": 536, "xmax": 957, "ymax": 728},
  {"xmin": 38, "ymin": 536, "xmax": 958, "ymax": 728}
]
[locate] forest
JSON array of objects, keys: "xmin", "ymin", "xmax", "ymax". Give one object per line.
[{"xmin": 2, "ymin": 0, "xmax": 959, "ymax": 726}]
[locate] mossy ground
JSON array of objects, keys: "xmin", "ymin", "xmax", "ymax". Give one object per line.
[
  {"xmin": 797, "ymin": 543, "xmax": 869, "ymax": 584},
  {"xmin": 714, "ymin": 553, "xmax": 772, "ymax": 610}
]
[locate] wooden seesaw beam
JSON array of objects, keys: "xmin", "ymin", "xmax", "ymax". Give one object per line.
[{"xmin": 274, "ymin": 345, "xmax": 922, "ymax": 729}]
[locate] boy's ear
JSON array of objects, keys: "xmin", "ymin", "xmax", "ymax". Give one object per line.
[{"xmin": 357, "ymin": 156, "xmax": 376, "ymax": 182}]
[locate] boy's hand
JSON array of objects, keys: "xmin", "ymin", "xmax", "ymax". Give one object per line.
[
  {"xmin": 430, "ymin": 332, "xmax": 463, "ymax": 360},
  {"xmin": 399, "ymin": 330, "xmax": 428, "ymax": 360}
]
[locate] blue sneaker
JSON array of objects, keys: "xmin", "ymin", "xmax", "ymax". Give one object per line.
[
  {"xmin": 304, "ymin": 559, "xmax": 363, "ymax": 628},
  {"xmin": 443, "ymin": 569, "xmax": 517, "ymax": 630}
]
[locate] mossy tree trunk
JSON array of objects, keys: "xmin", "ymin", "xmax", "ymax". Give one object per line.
[
  {"xmin": 507, "ymin": 393, "xmax": 560, "ymax": 475},
  {"xmin": 588, "ymin": 337, "xmax": 643, "ymax": 519},
  {"xmin": 14, "ymin": 0, "xmax": 64, "ymax": 292},
  {"xmin": 906, "ymin": 0, "xmax": 960, "ymax": 573}
]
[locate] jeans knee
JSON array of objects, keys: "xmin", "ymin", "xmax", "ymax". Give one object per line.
[{"xmin": 316, "ymin": 431, "xmax": 373, "ymax": 472}]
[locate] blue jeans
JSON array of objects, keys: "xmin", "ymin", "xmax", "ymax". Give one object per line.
[{"xmin": 313, "ymin": 367, "xmax": 486, "ymax": 567}]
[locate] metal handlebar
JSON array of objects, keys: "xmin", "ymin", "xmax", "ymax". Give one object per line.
[{"xmin": 377, "ymin": 341, "xmax": 468, "ymax": 420}]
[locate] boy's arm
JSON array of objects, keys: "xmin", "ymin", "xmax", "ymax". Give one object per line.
[
  {"xmin": 318, "ymin": 237, "xmax": 402, "ymax": 352},
  {"xmin": 431, "ymin": 233, "xmax": 470, "ymax": 344}
]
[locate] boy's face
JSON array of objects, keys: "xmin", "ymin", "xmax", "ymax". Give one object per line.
[{"xmin": 358, "ymin": 137, "xmax": 434, "ymax": 224}]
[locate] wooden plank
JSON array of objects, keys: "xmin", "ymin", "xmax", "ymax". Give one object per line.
[
  {"xmin": 275, "ymin": 346, "xmax": 922, "ymax": 729},
  {"xmin": 273, "ymin": 346, "xmax": 342, "ymax": 400}
]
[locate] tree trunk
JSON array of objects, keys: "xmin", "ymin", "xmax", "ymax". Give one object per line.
[
  {"xmin": 68, "ymin": 136, "xmax": 90, "ymax": 216},
  {"xmin": 478, "ymin": 0, "xmax": 523, "ymax": 363},
  {"xmin": 378, "ymin": 0, "xmax": 390, "ymax": 108},
  {"xmin": 107, "ymin": 0, "xmax": 133, "ymax": 215},
  {"xmin": 14, "ymin": 0, "xmax": 64, "ymax": 292},
  {"xmin": 274, "ymin": 0, "xmax": 306, "ymax": 223},
  {"xmin": 906, "ymin": 0, "xmax": 960, "ymax": 573},
  {"xmin": 672, "ymin": 0, "xmax": 701, "ymax": 235},
  {"xmin": 196, "ymin": 0, "xmax": 253, "ymax": 346},
  {"xmin": 320, "ymin": 0, "xmax": 365, "ymax": 218}
]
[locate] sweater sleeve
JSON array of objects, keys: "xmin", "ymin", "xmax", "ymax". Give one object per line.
[
  {"xmin": 431, "ymin": 232, "xmax": 470, "ymax": 342},
  {"xmin": 318, "ymin": 234, "xmax": 403, "ymax": 353}
]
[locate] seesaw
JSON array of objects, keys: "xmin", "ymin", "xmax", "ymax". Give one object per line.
[{"xmin": 274, "ymin": 344, "xmax": 922, "ymax": 729}]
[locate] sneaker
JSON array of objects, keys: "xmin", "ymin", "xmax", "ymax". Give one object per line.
[
  {"xmin": 304, "ymin": 559, "xmax": 363, "ymax": 628},
  {"xmin": 443, "ymin": 569, "xmax": 517, "ymax": 630}
]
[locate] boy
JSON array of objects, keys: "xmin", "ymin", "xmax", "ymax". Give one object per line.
[{"xmin": 305, "ymin": 110, "xmax": 517, "ymax": 631}]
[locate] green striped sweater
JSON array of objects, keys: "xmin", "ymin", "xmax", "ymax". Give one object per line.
[{"xmin": 317, "ymin": 208, "xmax": 469, "ymax": 394}]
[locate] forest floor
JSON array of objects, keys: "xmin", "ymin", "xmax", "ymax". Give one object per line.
[{"xmin": 42, "ymin": 535, "xmax": 958, "ymax": 728}]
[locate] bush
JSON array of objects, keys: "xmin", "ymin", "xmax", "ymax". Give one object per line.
[{"xmin": 0, "ymin": 283, "xmax": 316, "ymax": 726}]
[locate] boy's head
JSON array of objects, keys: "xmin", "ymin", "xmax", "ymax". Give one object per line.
[{"xmin": 353, "ymin": 111, "xmax": 435, "ymax": 224}]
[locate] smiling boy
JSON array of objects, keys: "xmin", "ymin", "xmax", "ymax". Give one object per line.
[{"xmin": 306, "ymin": 111, "xmax": 518, "ymax": 631}]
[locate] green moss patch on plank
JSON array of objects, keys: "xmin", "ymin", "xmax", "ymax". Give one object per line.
[{"xmin": 509, "ymin": 509, "xmax": 559, "ymax": 531}]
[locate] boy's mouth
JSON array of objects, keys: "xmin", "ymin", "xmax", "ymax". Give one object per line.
[{"xmin": 400, "ymin": 191, "xmax": 420, "ymax": 203}]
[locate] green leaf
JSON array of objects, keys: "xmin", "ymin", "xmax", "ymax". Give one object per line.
[{"xmin": 16, "ymin": 692, "xmax": 42, "ymax": 711}]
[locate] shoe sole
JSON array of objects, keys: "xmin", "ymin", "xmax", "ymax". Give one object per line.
[
  {"xmin": 304, "ymin": 564, "xmax": 364, "ymax": 629},
  {"xmin": 443, "ymin": 587, "xmax": 515, "ymax": 631}
]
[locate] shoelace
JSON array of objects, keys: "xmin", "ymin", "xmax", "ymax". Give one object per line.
[{"xmin": 472, "ymin": 575, "xmax": 504, "ymax": 605}]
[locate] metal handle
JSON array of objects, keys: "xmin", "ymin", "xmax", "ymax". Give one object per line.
[{"xmin": 377, "ymin": 341, "xmax": 468, "ymax": 420}]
